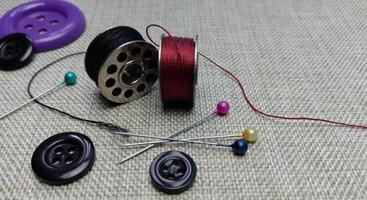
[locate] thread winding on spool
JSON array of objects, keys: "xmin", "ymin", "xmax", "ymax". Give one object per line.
[
  {"xmin": 85, "ymin": 26, "xmax": 159, "ymax": 103},
  {"xmin": 159, "ymin": 35, "xmax": 198, "ymax": 109}
]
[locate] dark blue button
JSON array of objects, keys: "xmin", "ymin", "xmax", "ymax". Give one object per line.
[
  {"xmin": 31, "ymin": 132, "xmax": 95, "ymax": 185},
  {"xmin": 150, "ymin": 151, "xmax": 196, "ymax": 194},
  {"xmin": 0, "ymin": 33, "xmax": 34, "ymax": 70}
]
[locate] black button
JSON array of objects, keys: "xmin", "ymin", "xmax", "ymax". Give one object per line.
[
  {"xmin": 31, "ymin": 132, "xmax": 95, "ymax": 185},
  {"xmin": 150, "ymin": 151, "xmax": 196, "ymax": 194},
  {"xmin": 0, "ymin": 33, "xmax": 34, "ymax": 70}
]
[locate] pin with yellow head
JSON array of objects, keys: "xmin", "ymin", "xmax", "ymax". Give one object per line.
[{"xmin": 240, "ymin": 128, "xmax": 259, "ymax": 143}]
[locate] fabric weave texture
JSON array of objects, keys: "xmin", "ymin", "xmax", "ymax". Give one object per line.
[{"xmin": 1, "ymin": 0, "xmax": 367, "ymax": 199}]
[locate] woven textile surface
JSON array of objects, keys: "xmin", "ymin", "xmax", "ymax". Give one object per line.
[{"xmin": 1, "ymin": 0, "xmax": 367, "ymax": 199}]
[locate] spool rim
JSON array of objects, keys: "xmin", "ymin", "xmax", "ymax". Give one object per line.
[
  {"xmin": 192, "ymin": 35, "xmax": 198, "ymax": 108},
  {"xmin": 194, "ymin": 35, "xmax": 198, "ymax": 86},
  {"xmin": 158, "ymin": 34, "xmax": 164, "ymax": 102}
]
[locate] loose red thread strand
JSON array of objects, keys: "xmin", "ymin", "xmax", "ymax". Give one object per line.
[{"xmin": 146, "ymin": 24, "xmax": 367, "ymax": 129}]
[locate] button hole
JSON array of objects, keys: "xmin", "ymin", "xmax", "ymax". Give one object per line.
[
  {"xmin": 38, "ymin": 29, "xmax": 47, "ymax": 35},
  {"xmin": 52, "ymin": 157, "xmax": 61, "ymax": 165},
  {"xmin": 54, "ymin": 147, "xmax": 63, "ymax": 155},
  {"xmin": 65, "ymin": 157, "xmax": 73, "ymax": 165},
  {"xmin": 67, "ymin": 147, "xmax": 75, "ymax": 155},
  {"xmin": 24, "ymin": 24, "xmax": 33, "ymax": 30},
  {"xmin": 37, "ymin": 15, "xmax": 46, "ymax": 21},
  {"xmin": 50, "ymin": 20, "xmax": 59, "ymax": 26}
]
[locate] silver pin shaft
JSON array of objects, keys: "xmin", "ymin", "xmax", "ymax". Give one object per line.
[
  {"xmin": 113, "ymin": 131, "xmax": 230, "ymax": 147},
  {"xmin": 0, "ymin": 82, "xmax": 64, "ymax": 120},
  {"xmin": 116, "ymin": 112, "xmax": 216, "ymax": 164},
  {"xmin": 119, "ymin": 134, "xmax": 240, "ymax": 148}
]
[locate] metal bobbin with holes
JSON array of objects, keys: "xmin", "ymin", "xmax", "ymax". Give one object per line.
[{"xmin": 85, "ymin": 26, "xmax": 159, "ymax": 103}]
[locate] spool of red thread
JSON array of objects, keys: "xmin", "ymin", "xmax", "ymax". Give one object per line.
[{"xmin": 159, "ymin": 35, "xmax": 198, "ymax": 109}]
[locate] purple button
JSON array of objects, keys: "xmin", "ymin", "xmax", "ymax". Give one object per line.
[{"xmin": 0, "ymin": 0, "xmax": 86, "ymax": 52}]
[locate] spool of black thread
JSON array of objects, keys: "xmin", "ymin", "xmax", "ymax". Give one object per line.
[{"xmin": 85, "ymin": 26, "xmax": 159, "ymax": 103}]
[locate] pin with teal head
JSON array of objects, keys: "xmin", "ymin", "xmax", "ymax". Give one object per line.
[
  {"xmin": 0, "ymin": 71, "xmax": 77, "ymax": 120},
  {"xmin": 64, "ymin": 71, "xmax": 77, "ymax": 85}
]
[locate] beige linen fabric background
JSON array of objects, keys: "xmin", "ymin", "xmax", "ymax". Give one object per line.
[{"xmin": 1, "ymin": 0, "xmax": 367, "ymax": 199}]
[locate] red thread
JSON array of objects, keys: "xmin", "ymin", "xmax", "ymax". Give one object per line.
[
  {"xmin": 160, "ymin": 36, "xmax": 196, "ymax": 107},
  {"xmin": 146, "ymin": 24, "xmax": 367, "ymax": 129}
]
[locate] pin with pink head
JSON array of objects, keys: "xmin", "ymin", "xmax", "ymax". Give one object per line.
[{"xmin": 215, "ymin": 100, "xmax": 230, "ymax": 116}]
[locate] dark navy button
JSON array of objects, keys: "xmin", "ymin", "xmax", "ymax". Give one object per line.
[
  {"xmin": 150, "ymin": 151, "xmax": 196, "ymax": 194},
  {"xmin": 0, "ymin": 33, "xmax": 34, "ymax": 70},
  {"xmin": 31, "ymin": 132, "xmax": 95, "ymax": 185}
]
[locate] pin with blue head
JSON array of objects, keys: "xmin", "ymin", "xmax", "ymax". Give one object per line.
[
  {"xmin": 0, "ymin": 71, "xmax": 78, "ymax": 120},
  {"xmin": 216, "ymin": 102, "xmax": 249, "ymax": 155},
  {"xmin": 231, "ymin": 139, "xmax": 249, "ymax": 156},
  {"xmin": 217, "ymin": 139, "xmax": 249, "ymax": 156}
]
